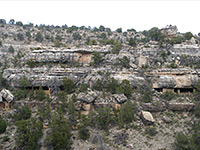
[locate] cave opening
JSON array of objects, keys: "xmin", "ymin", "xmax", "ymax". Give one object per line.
[
  {"xmin": 154, "ymin": 88, "xmax": 163, "ymax": 92},
  {"xmin": 174, "ymin": 88, "xmax": 194, "ymax": 93}
]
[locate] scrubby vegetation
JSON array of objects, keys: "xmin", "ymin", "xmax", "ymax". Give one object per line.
[
  {"xmin": 46, "ymin": 111, "xmax": 72, "ymax": 150},
  {"xmin": 118, "ymin": 100, "xmax": 135, "ymax": 127},
  {"xmin": 0, "ymin": 115, "xmax": 6, "ymax": 134},
  {"xmin": 174, "ymin": 121, "xmax": 200, "ymax": 150},
  {"xmin": 15, "ymin": 118, "xmax": 43, "ymax": 150},
  {"xmin": 13, "ymin": 105, "xmax": 31, "ymax": 121},
  {"xmin": 0, "ymin": 19, "xmax": 200, "ymax": 150}
]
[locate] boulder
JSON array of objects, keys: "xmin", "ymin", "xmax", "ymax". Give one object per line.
[
  {"xmin": 167, "ymin": 102, "xmax": 195, "ymax": 111},
  {"xmin": 112, "ymin": 94, "xmax": 127, "ymax": 104},
  {"xmin": 162, "ymin": 116, "xmax": 172, "ymax": 123},
  {"xmin": 0, "ymin": 89, "xmax": 14, "ymax": 102},
  {"xmin": 140, "ymin": 111, "xmax": 155, "ymax": 125},
  {"xmin": 77, "ymin": 91, "xmax": 97, "ymax": 103}
]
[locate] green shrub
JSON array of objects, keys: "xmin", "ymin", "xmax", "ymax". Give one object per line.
[
  {"xmin": 99, "ymin": 33, "xmax": 107, "ymax": 39},
  {"xmin": 26, "ymin": 59, "xmax": 36, "ymax": 68},
  {"xmin": 0, "ymin": 115, "xmax": 6, "ymax": 134},
  {"xmin": 15, "ymin": 118, "xmax": 43, "ymax": 150},
  {"xmin": 46, "ymin": 114, "xmax": 72, "ymax": 150},
  {"xmin": 72, "ymin": 33, "xmax": 82, "ymax": 40},
  {"xmin": 26, "ymin": 31, "xmax": 31, "ymax": 40},
  {"xmin": 14, "ymin": 89, "xmax": 28, "ymax": 100},
  {"xmin": 91, "ymin": 51, "xmax": 103, "ymax": 67},
  {"xmin": 36, "ymin": 86, "xmax": 46, "ymax": 101},
  {"xmin": 37, "ymin": 104, "xmax": 51, "ymax": 122},
  {"xmin": 93, "ymin": 79, "xmax": 103, "ymax": 91},
  {"xmin": 174, "ymin": 132, "xmax": 191, "ymax": 150},
  {"xmin": 195, "ymin": 105, "xmax": 200, "ymax": 118},
  {"xmin": 116, "ymin": 28, "xmax": 122, "ymax": 33},
  {"xmin": 55, "ymin": 34, "xmax": 62, "ymax": 41},
  {"xmin": 0, "ymin": 41, "xmax": 2, "ymax": 47},
  {"xmin": 0, "ymin": 73, "xmax": 6, "ymax": 90},
  {"xmin": 128, "ymin": 38, "xmax": 137, "ymax": 47},
  {"xmin": 68, "ymin": 99, "xmax": 78, "ymax": 126},
  {"xmin": 68, "ymin": 100, "xmax": 76, "ymax": 116},
  {"xmin": 145, "ymin": 127, "xmax": 157, "ymax": 136},
  {"xmin": 174, "ymin": 121, "xmax": 200, "ymax": 150},
  {"xmin": 99, "ymin": 25, "xmax": 105, "ymax": 31},
  {"xmin": 15, "ymin": 21, "xmax": 23, "ymax": 26},
  {"xmin": 120, "ymin": 79, "xmax": 132, "ymax": 98},
  {"xmin": 169, "ymin": 62, "xmax": 178, "ymax": 68},
  {"xmin": 105, "ymin": 77, "xmax": 120, "ymax": 94},
  {"xmin": 118, "ymin": 101, "xmax": 134, "ymax": 127},
  {"xmin": 162, "ymin": 91, "xmax": 175, "ymax": 101},
  {"xmin": 79, "ymin": 82, "xmax": 88, "ymax": 93},
  {"xmin": 62, "ymin": 78, "xmax": 75, "ymax": 94},
  {"xmin": 89, "ymin": 39, "xmax": 97, "ymax": 45},
  {"xmin": 17, "ymin": 33, "xmax": 24, "ymax": 41},
  {"xmin": 35, "ymin": 32, "xmax": 43, "ymax": 42},
  {"xmin": 85, "ymin": 37, "xmax": 90, "ymax": 45},
  {"xmin": 2, "ymin": 136, "xmax": 9, "ymax": 142},
  {"xmin": 169, "ymin": 36, "xmax": 185, "ymax": 44},
  {"xmin": 138, "ymin": 81, "xmax": 154, "ymax": 103},
  {"xmin": 194, "ymin": 80, "xmax": 200, "ymax": 101},
  {"xmin": 96, "ymin": 106, "xmax": 115, "ymax": 131},
  {"xmin": 118, "ymin": 56, "xmax": 130, "ymax": 69},
  {"xmin": 112, "ymin": 41, "xmax": 122, "ymax": 54},
  {"xmin": 184, "ymin": 32, "xmax": 193, "ymax": 40},
  {"xmin": 8, "ymin": 45, "xmax": 14, "ymax": 53},
  {"xmin": 146, "ymin": 27, "xmax": 164, "ymax": 41},
  {"xmin": 57, "ymin": 91, "xmax": 67, "ymax": 102},
  {"xmin": 13, "ymin": 105, "xmax": 31, "ymax": 121},
  {"xmin": 54, "ymin": 41, "xmax": 62, "ymax": 47},
  {"xmin": 78, "ymin": 126, "xmax": 90, "ymax": 140},
  {"xmin": 19, "ymin": 76, "xmax": 30, "ymax": 88}
]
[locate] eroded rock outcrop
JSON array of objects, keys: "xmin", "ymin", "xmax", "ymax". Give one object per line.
[
  {"xmin": 112, "ymin": 94, "xmax": 127, "ymax": 104},
  {"xmin": 141, "ymin": 102, "xmax": 166, "ymax": 112},
  {"xmin": 77, "ymin": 91, "xmax": 97, "ymax": 103},
  {"xmin": 166, "ymin": 102, "xmax": 195, "ymax": 111}
]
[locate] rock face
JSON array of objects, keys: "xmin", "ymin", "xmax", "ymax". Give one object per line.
[
  {"xmin": 150, "ymin": 68, "xmax": 199, "ymax": 89},
  {"xmin": 141, "ymin": 102, "xmax": 166, "ymax": 112},
  {"xmin": 167, "ymin": 102, "xmax": 195, "ymax": 111},
  {"xmin": 138, "ymin": 55, "xmax": 148, "ymax": 67},
  {"xmin": 23, "ymin": 49, "xmax": 109, "ymax": 63},
  {"xmin": 140, "ymin": 111, "xmax": 155, "ymax": 125},
  {"xmin": 112, "ymin": 94, "xmax": 127, "ymax": 104}
]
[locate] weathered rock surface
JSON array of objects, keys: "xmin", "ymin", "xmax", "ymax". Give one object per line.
[
  {"xmin": 141, "ymin": 102, "xmax": 166, "ymax": 112},
  {"xmin": 23, "ymin": 49, "xmax": 109, "ymax": 63},
  {"xmin": 150, "ymin": 68, "xmax": 199, "ymax": 89},
  {"xmin": 162, "ymin": 116, "xmax": 172, "ymax": 123},
  {"xmin": 112, "ymin": 94, "xmax": 127, "ymax": 104},
  {"xmin": 77, "ymin": 91, "xmax": 97, "ymax": 103},
  {"xmin": 0, "ymin": 89, "xmax": 14, "ymax": 102}
]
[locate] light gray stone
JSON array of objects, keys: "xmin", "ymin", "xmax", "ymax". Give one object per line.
[{"xmin": 140, "ymin": 111, "xmax": 155, "ymax": 125}]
